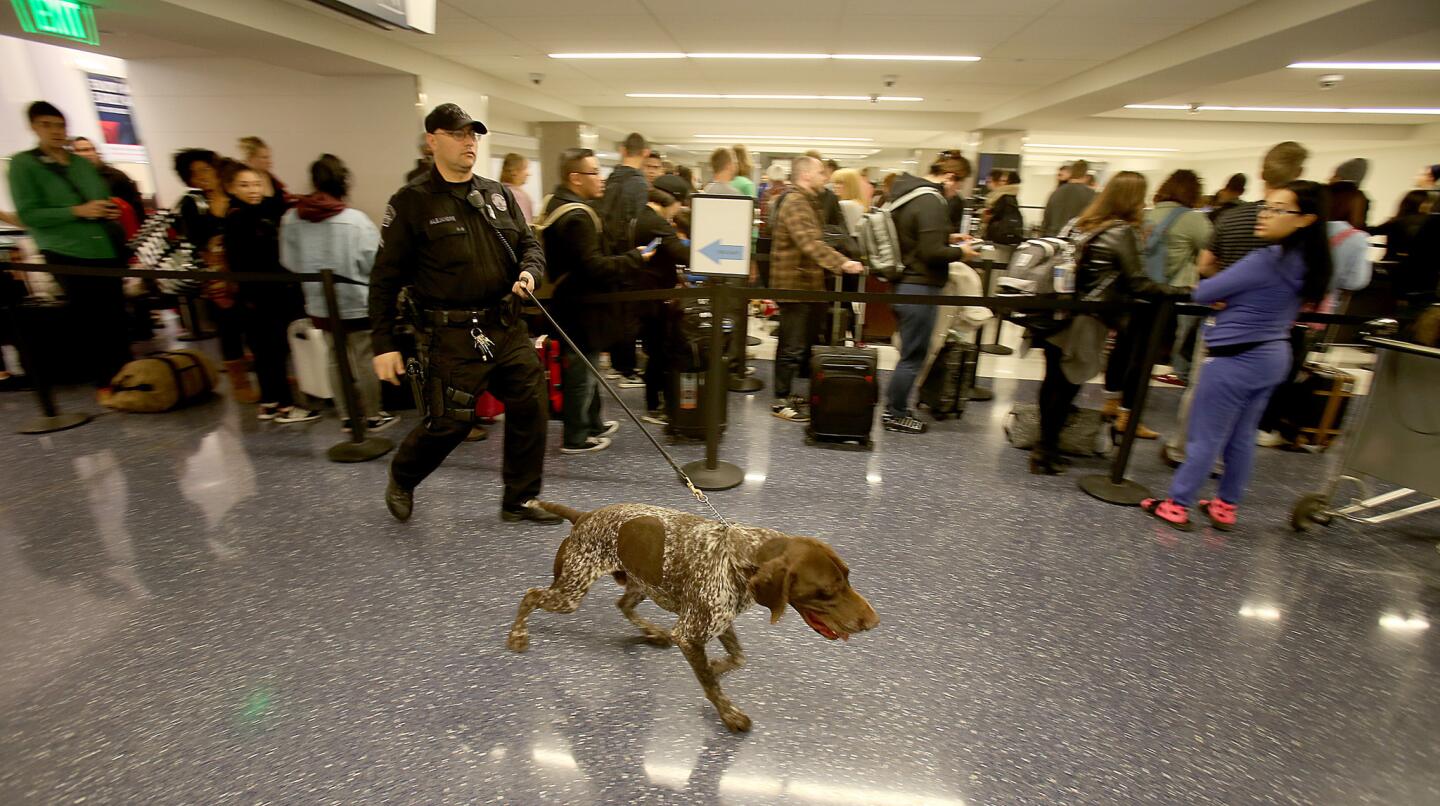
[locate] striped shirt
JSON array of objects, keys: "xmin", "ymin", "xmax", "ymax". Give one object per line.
[{"xmin": 1207, "ymin": 200, "xmax": 1266, "ymax": 270}]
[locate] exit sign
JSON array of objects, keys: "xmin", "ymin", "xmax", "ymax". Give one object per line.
[{"xmin": 11, "ymin": 0, "xmax": 100, "ymax": 46}]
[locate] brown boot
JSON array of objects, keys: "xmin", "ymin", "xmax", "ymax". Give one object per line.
[
  {"xmin": 1101, "ymin": 397, "xmax": 1121, "ymax": 421},
  {"xmin": 1115, "ymin": 408, "xmax": 1160, "ymax": 440},
  {"xmin": 225, "ymin": 360, "xmax": 260, "ymax": 404}
]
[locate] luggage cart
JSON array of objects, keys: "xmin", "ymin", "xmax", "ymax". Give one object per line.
[{"xmin": 1291, "ymin": 336, "xmax": 1440, "ymax": 538}]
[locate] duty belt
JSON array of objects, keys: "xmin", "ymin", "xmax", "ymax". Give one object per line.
[{"xmin": 424, "ymin": 306, "xmax": 509, "ymax": 329}]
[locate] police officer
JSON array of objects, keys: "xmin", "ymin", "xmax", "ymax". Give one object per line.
[{"xmin": 370, "ymin": 103, "xmax": 560, "ymax": 525}]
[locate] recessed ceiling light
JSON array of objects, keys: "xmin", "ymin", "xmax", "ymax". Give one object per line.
[
  {"xmin": 1126, "ymin": 104, "xmax": 1440, "ymax": 115},
  {"xmin": 628, "ymin": 93, "xmax": 924, "ymax": 102},
  {"xmin": 552, "ymin": 52, "xmax": 977, "ymax": 63},
  {"xmin": 1024, "ymin": 143, "xmax": 1179, "ymax": 152},
  {"xmin": 1287, "ymin": 61, "xmax": 1440, "ymax": 70},
  {"xmin": 692, "ymin": 134, "xmax": 875, "ymax": 142}
]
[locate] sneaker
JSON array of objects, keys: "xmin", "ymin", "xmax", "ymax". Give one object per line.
[
  {"xmin": 771, "ymin": 400, "xmax": 810, "ymax": 423},
  {"xmin": 1256, "ymin": 429, "xmax": 1285, "ymax": 447},
  {"xmin": 617, "ymin": 374, "xmax": 645, "ymax": 389},
  {"xmin": 594, "ymin": 420, "xmax": 620, "ymax": 438},
  {"xmin": 561, "ymin": 436, "xmax": 612, "ymax": 454},
  {"xmin": 642, "ymin": 408, "xmax": 669, "ymax": 425},
  {"xmin": 1141, "ymin": 497, "xmax": 1193, "ymax": 531},
  {"xmin": 1153, "ymin": 373, "xmax": 1187, "ymax": 387},
  {"xmin": 1198, "ymin": 498, "xmax": 1237, "ymax": 531},
  {"xmin": 257, "ymin": 402, "xmax": 283, "ymax": 420},
  {"xmin": 275, "ymin": 406, "xmax": 322, "ymax": 424},
  {"xmin": 882, "ymin": 414, "xmax": 927, "ymax": 434},
  {"xmin": 343, "ymin": 412, "xmax": 400, "ymax": 434}
]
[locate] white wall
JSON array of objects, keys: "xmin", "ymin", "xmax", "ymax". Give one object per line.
[
  {"xmin": 125, "ymin": 57, "xmax": 417, "ymax": 222},
  {"xmin": 1179, "ymin": 140, "xmax": 1440, "ymax": 225}
]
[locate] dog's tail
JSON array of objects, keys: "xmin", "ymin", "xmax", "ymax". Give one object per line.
[{"xmin": 537, "ymin": 501, "xmax": 588, "ymax": 523}]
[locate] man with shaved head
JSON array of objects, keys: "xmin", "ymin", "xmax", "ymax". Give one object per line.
[{"xmin": 767, "ymin": 155, "xmax": 863, "ymax": 422}]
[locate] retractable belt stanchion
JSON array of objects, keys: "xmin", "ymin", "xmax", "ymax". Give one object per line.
[
  {"xmin": 978, "ymin": 258, "xmax": 1014, "ymax": 356},
  {"xmin": 319, "ymin": 269, "xmax": 393, "ymax": 463},
  {"xmin": 13, "ymin": 300, "xmax": 92, "ymax": 434},
  {"xmin": 1079, "ymin": 298, "xmax": 1175, "ymax": 506},
  {"xmin": 684, "ymin": 283, "xmax": 744, "ymax": 490}
]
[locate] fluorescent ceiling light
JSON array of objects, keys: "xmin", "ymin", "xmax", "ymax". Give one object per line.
[
  {"xmin": 1126, "ymin": 103, "xmax": 1440, "ymax": 115},
  {"xmin": 1024, "ymin": 143, "xmax": 1178, "ymax": 153},
  {"xmin": 693, "ymin": 134, "xmax": 874, "ymax": 142},
  {"xmin": 550, "ymin": 52, "xmax": 684, "ymax": 59},
  {"xmin": 1288, "ymin": 61, "xmax": 1440, "ymax": 70},
  {"xmin": 552, "ymin": 52, "xmax": 977, "ymax": 62},
  {"xmin": 629, "ymin": 93, "xmax": 923, "ymax": 101}
]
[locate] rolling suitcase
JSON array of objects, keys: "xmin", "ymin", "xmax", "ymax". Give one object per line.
[
  {"xmin": 539, "ymin": 336, "xmax": 563, "ymax": 419},
  {"xmin": 807, "ymin": 344, "xmax": 878, "ymax": 448},
  {"xmin": 917, "ymin": 332, "xmax": 978, "ymax": 420},
  {"xmin": 666, "ymin": 301, "xmax": 727, "ymax": 439},
  {"xmin": 1279, "ymin": 362, "xmax": 1354, "ymax": 450}
]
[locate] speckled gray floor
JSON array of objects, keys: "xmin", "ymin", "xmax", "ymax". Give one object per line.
[{"xmin": 2, "ymin": 361, "xmax": 1439, "ymax": 806}]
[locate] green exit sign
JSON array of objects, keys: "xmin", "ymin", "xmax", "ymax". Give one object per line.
[{"xmin": 11, "ymin": 0, "xmax": 100, "ymax": 46}]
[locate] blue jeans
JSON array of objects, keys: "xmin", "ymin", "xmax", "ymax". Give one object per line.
[
  {"xmin": 1167, "ymin": 341, "xmax": 1290, "ymax": 506},
  {"xmin": 561, "ymin": 342, "xmax": 603, "ymax": 447},
  {"xmin": 886, "ymin": 282, "xmax": 940, "ymax": 418}
]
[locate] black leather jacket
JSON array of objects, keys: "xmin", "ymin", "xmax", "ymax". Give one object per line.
[{"xmin": 1077, "ymin": 222, "xmax": 1185, "ymax": 323}]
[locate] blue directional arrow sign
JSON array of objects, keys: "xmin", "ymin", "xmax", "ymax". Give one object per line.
[{"xmin": 698, "ymin": 239, "xmax": 745, "ymax": 265}]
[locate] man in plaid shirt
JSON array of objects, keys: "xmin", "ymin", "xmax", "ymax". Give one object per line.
[{"xmin": 768, "ymin": 155, "xmax": 863, "ymax": 422}]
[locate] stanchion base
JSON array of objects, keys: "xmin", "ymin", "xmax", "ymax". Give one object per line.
[
  {"xmin": 177, "ymin": 331, "xmax": 216, "ymax": 342},
  {"xmin": 18, "ymin": 412, "xmax": 93, "ymax": 434},
  {"xmin": 980, "ymin": 344, "xmax": 1014, "ymax": 356},
  {"xmin": 746, "ymin": 335, "xmax": 762, "ymax": 347},
  {"xmin": 327, "ymin": 437, "xmax": 394, "ymax": 463},
  {"xmin": 681, "ymin": 459, "xmax": 744, "ymax": 491},
  {"xmin": 1078, "ymin": 474, "xmax": 1151, "ymax": 506},
  {"xmin": 728, "ymin": 375, "xmax": 764, "ymax": 393}
]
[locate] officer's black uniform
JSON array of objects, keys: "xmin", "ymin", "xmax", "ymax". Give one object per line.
[{"xmin": 370, "ymin": 152, "xmax": 550, "ymax": 518}]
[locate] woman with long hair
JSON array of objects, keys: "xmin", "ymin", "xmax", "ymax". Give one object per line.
[
  {"xmin": 1031, "ymin": 171, "xmax": 1183, "ymax": 474},
  {"xmin": 500, "ymin": 153, "xmax": 535, "ymax": 224},
  {"xmin": 238, "ymin": 136, "xmax": 290, "ymax": 215},
  {"xmin": 830, "ymin": 168, "xmax": 865, "ymax": 234},
  {"xmin": 1145, "ymin": 169, "xmax": 1213, "ymax": 386},
  {"xmin": 1143, "ymin": 181, "xmax": 1332, "ymax": 530},
  {"xmin": 731, "ymin": 145, "xmax": 756, "ymax": 197}
]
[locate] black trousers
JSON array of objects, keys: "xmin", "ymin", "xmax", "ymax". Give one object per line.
[
  {"xmin": 773, "ymin": 301, "xmax": 824, "ymax": 399},
  {"xmin": 42, "ymin": 252, "xmax": 132, "ymax": 387},
  {"xmin": 1038, "ymin": 341, "xmax": 1083, "ymax": 459},
  {"xmin": 607, "ymin": 303, "xmax": 640, "ymax": 376},
  {"xmin": 390, "ymin": 319, "xmax": 547, "ymax": 509},
  {"xmin": 243, "ymin": 301, "xmax": 295, "ymax": 407},
  {"xmin": 1104, "ymin": 307, "xmax": 1155, "ymax": 410},
  {"xmin": 639, "ymin": 304, "xmax": 671, "ymax": 411}
]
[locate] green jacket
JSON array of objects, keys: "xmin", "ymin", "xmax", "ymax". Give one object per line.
[
  {"xmin": 7, "ymin": 148, "xmax": 118, "ymax": 260},
  {"xmin": 1144, "ymin": 202, "xmax": 1212, "ymax": 288}
]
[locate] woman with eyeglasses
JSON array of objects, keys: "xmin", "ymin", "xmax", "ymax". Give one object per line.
[{"xmin": 1142, "ymin": 180, "xmax": 1332, "ymax": 531}]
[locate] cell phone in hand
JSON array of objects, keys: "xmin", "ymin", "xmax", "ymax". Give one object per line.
[{"xmin": 642, "ymin": 237, "xmax": 661, "ymax": 254}]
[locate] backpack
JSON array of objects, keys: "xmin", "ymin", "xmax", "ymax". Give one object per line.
[
  {"xmin": 1142, "ymin": 206, "xmax": 1189, "ymax": 283},
  {"xmin": 531, "ymin": 195, "xmax": 603, "ymax": 290},
  {"xmin": 856, "ymin": 186, "xmax": 946, "ymax": 282},
  {"xmin": 106, "ymin": 350, "xmax": 218, "ymax": 412},
  {"xmin": 999, "ymin": 223, "xmax": 1117, "ymax": 334},
  {"xmin": 985, "ymin": 194, "xmax": 1025, "ymax": 246},
  {"xmin": 596, "ymin": 171, "xmax": 644, "ymax": 255}
]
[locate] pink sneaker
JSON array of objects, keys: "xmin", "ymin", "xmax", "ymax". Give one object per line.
[
  {"xmin": 1198, "ymin": 498, "xmax": 1237, "ymax": 531},
  {"xmin": 1141, "ymin": 497, "xmax": 1193, "ymax": 531}
]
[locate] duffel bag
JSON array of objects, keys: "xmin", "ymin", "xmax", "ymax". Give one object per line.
[{"xmin": 106, "ymin": 350, "xmax": 218, "ymax": 412}]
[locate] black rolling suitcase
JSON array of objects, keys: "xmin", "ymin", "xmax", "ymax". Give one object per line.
[
  {"xmin": 806, "ymin": 344, "xmax": 878, "ymax": 448},
  {"xmin": 666, "ymin": 299, "xmax": 727, "ymax": 440},
  {"xmin": 917, "ymin": 331, "xmax": 978, "ymax": 420}
]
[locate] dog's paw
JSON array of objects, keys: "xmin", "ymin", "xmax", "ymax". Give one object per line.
[
  {"xmin": 506, "ymin": 631, "xmax": 530, "ymax": 652},
  {"xmin": 720, "ymin": 708, "xmax": 752, "ymax": 733},
  {"xmin": 709, "ymin": 657, "xmax": 744, "ymax": 676},
  {"xmin": 642, "ymin": 629, "xmax": 673, "ymax": 647}
]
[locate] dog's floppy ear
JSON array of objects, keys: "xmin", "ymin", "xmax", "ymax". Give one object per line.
[{"xmin": 748, "ymin": 538, "xmax": 793, "ymax": 624}]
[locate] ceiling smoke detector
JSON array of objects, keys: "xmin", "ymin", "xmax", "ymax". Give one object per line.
[
  {"xmin": 1187, "ymin": 102, "xmax": 1202, "ymax": 116},
  {"xmin": 1317, "ymin": 74, "xmax": 1345, "ymax": 90}
]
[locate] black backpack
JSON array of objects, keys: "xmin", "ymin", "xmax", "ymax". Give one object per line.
[{"xmin": 986, "ymin": 194, "xmax": 1025, "ymax": 246}]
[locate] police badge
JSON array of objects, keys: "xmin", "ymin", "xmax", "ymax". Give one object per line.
[{"xmin": 491, "ymin": 193, "xmax": 507, "ymax": 212}]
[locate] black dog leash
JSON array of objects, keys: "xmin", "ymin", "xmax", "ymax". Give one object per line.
[{"xmin": 527, "ymin": 293, "xmax": 732, "ymax": 527}]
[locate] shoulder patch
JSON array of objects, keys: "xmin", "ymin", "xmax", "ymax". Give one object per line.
[{"xmin": 382, "ymin": 204, "xmax": 396, "ymax": 228}]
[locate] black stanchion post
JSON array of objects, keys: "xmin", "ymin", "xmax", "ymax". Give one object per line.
[
  {"xmin": 728, "ymin": 275, "xmax": 763, "ymax": 392},
  {"xmin": 1079, "ymin": 298, "xmax": 1174, "ymax": 505},
  {"xmin": 683, "ymin": 283, "xmax": 743, "ymax": 490},
  {"xmin": 320, "ymin": 270, "xmax": 393, "ymax": 463},
  {"xmin": 978, "ymin": 257, "xmax": 1014, "ymax": 356},
  {"xmin": 14, "ymin": 301, "xmax": 92, "ymax": 434}
]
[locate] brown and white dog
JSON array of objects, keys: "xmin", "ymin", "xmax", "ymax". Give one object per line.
[{"xmin": 506, "ymin": 502, "xmax": 879, "ymax": 732}]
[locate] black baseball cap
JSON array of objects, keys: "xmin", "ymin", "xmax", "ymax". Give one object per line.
[{"xmin": 424, "ymin": 103, "xmax": 487, "ymax": 136}]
